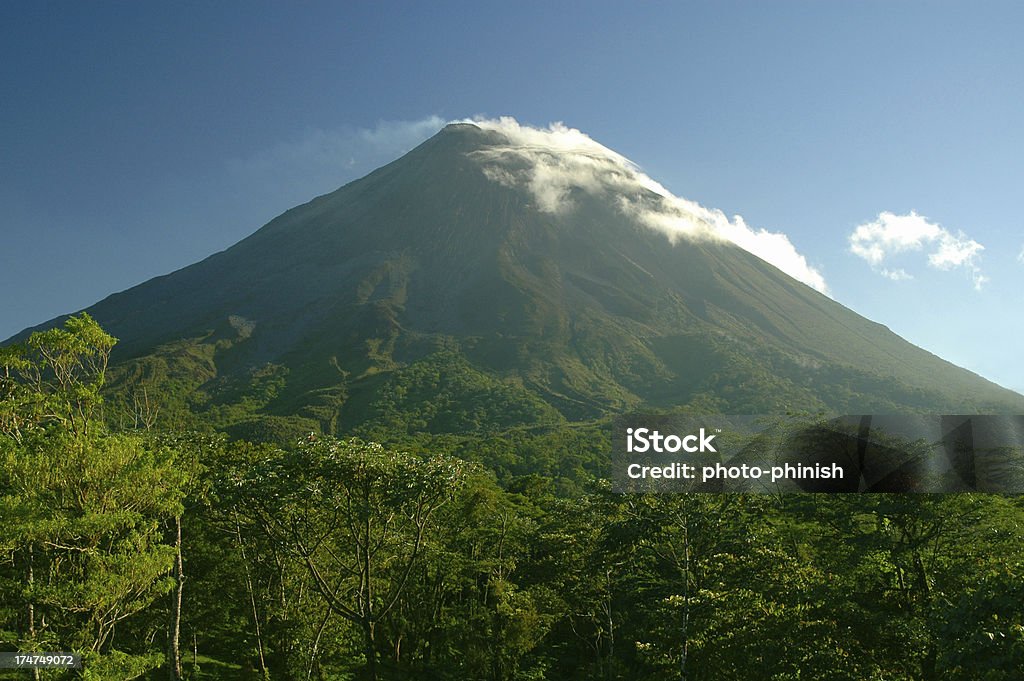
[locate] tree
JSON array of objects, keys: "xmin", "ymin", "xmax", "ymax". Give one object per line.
[
  {"xmin": 228, "ymin": 437, "xmax": 473, "ymax": 680},
  {"xmin": 0, "ymin": 315, "xmax": 189, "ymax": 680},
  {"xmin": 0, "ymin": 313, "xmax": 115, "ymax": 441}
]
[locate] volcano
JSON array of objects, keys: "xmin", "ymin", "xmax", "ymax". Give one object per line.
[{"xmin": 13, "ymin": 121, "xmax": 1024, "ymax": 438}]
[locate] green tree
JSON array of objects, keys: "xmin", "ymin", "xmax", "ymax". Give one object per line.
[
  {"xmin": 0, "ymin": 313, "xmax": 115, "ymax": 441},
  {"xmin": 0, "ymin": 315, "xmax": 189, "ymax": 680},
  {"xmin": 228, "ymin": 437, "xmax": 473, "ymax": 680}
]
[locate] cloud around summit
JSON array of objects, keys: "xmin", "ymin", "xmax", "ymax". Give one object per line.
[
  {"xmin": 227, "ymin": 115, "xmax": 830, "ymax": 295},
  {"xmin": 460, "ymin": 117, "xmax": 829, "ymax": 294}
]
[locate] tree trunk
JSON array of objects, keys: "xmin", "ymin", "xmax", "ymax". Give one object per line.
[
  {"xmin": 168, "ymin": 515, "xmax": 183, "ymax": 680},
  {"xmin": 681, "ymin": 519, "xmax": 690, "ymax": 681},
  {"xmin": 605, "ymin": 567, "xmax": 614, "ymax": 681},
  {"xmin": 236, "ymin": 517, "xmax": 268, "ymax": 678},
  {"xmin": 364, "ymin": 620, "xmax": 378, "ymax": 681},
  {"xmin": 307, "ymin": 608, "xmax": 331, "ymax": 681},
  {"xmin": 28, "ymin": 545, "xmax": 39, "ymax": 681}
]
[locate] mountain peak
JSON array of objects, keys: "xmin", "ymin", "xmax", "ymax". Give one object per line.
[
  {"xmin": 415, "ymin": 119, "xmax": 833, "ymax": 294},
  {"xmin": 12, "ymin": 118, "xmax": 1024, "ymax": 431},
  {"xmin": 423, "ymin": 120, "xmax": 509, "ymax": 153},
  {"xmin": 440, "ymin": 121, "xmax": 481, "ymax": 133}
]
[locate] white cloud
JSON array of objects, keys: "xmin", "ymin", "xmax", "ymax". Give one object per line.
[
  {"xmin": 227, "ymin": 116, "xmax": 446, "ymax": 209},
  {"xmin": 1017, "ymin": 244, "xmax": 1024, "ymax": 263},
  {"xmin": 849, "ymin": 211, "xmax": 986, "ymax": 290},
  {"xmin": 881, "ymin": 268, "xmax": 913, "ymax": 281},
  {"xmin": 355, "ymin": 117, "xmax": 448, "ymax": 151},
  {"xmin": 458, "ymin": 116, "xmax": 829, "ymax": 294}
]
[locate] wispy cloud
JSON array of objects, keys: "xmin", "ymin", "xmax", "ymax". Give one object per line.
[
  {"xmin": 226, "ymin": 116, "xmax": 446, "ymax": 209},
  {"xmin": 882, "ymin": 267, "xmax": 913, "ymax": 281},
  {"xmin": 224, "ymin": 115, "xmax": 830, "ymax": 294},
  {"xmin": 1018, "ymin": 244, "xmax": 1024, "ymax": 263},
  {"xmin": 849, "ymin": 211, "xmax": 986, "ymax": 290},
  {"xmin": 460, "ymin": 117, "xmax": 829, "ymax": 294}
]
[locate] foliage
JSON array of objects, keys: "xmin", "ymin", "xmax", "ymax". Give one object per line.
[
  {"xmin": 0, "ymin": 313, "xmax": 115, "ymax": 441},
  {"xmin": 0, "ymin": 315, "xmax": 193, "ymax": 679},
  {"xmin": 4, "ymin": 317, "xmax": 1024, "ymax": 680}
]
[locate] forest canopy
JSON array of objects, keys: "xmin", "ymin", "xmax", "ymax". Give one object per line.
[{"xmin": 2, "ymin": 315, "xmax": 1023, "ymax": 680}]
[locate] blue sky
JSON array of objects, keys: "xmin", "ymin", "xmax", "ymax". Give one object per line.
[{"xmin": 2, "ymin": 2, "xmax": 1022, "ymax": 393}]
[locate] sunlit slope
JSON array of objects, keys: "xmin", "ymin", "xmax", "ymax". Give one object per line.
[{"xmin": 13, "ymin": 123, "xmax": 1024, "ymax": 436}]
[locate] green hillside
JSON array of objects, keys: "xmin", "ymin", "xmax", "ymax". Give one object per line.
[
  {"xmin": 12, "ymin": 123, "xmax": 1008, "ymax": 443},
  {"xmin": 4, "ymin": 124, "xmax": 1024, "ymax": 680}
]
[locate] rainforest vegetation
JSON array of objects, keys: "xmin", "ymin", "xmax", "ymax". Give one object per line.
[{"xmin": 2, "ymin": 316, "xmax": 1022, "ymax": 680}]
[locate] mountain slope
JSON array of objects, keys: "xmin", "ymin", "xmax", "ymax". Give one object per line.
[{"xmin": 12, "ymin": 123, "xmax": 1024, "ymax": 437}]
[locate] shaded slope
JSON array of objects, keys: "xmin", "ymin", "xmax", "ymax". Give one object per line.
[{"xmin": 12, "ymin": 123, "xmax": 1024, "ymax": 437}]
